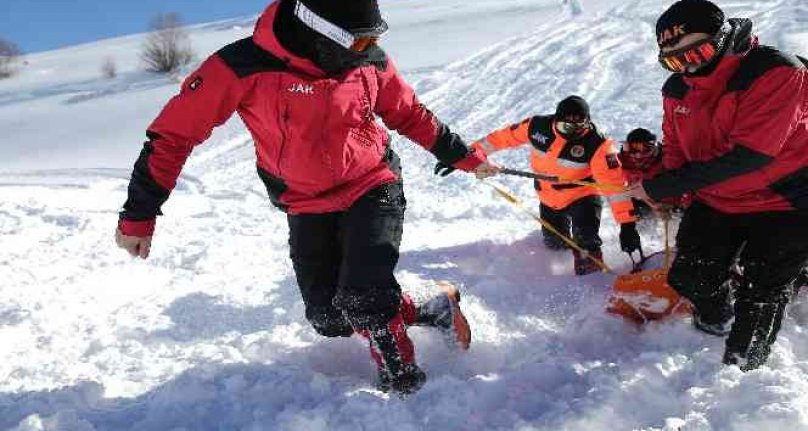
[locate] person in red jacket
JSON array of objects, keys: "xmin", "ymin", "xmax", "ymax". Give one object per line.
[
  {"xmin": 114, "ymin": 0, "xmax": 498, "ymax": 394},
  {"xmin": 619, "ymin": 128, "xmax": 663, "ymax": 219},
  {"xmin": 628, "ymin": 0, "xmax": 808, "ymax": 371}
]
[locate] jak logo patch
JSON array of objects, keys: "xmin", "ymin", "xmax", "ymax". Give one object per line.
[
  {"xmin": 188, "ymin": 76, "xmax": 203, "ymax": 91},
  {"xmin": 570, "ymin": 145, "xmax": 585, "ymax": 158}
]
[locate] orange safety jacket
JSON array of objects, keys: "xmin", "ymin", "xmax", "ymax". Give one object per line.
[{"xmin": 472, "ymin": 115, "xmax": 636, "ymax": 224}]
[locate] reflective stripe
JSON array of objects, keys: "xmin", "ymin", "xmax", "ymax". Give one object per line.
[
  {"xmin": 478, "ymin": 138, "xmax": 497, "ymax": 154},
  {"xmin": 556, "ymin": 158, "xmax": 589, "ymax": 169},
  {"xmin": 295, "ymin": 1, "xmax": 355, "ymax": 49},
  {"xmin": 606, "ymin": 192, "xmax": 632, "ymax": 203}
]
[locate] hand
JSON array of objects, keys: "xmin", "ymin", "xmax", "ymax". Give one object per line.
[
  {"xmin": 626, "ymin": 181, "xmax": 657, "ymax": 208},
  {"xmin": 619, "ymin": 222, "xmax": 642, "ymax": 253},
  {"xmin": 434, "ymin": 161, "xmax": 456, "ymax": 177},
  {"xmin": 474, "ymin": 161, "xmax": 500, "ymax": 180},
  {"xmin": 115, "ymin": 229, "xmax": 153, "ymax": 259}
]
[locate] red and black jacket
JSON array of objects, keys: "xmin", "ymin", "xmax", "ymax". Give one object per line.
[
  {"xmin": 644, "ymin": 19, "xmax": 808, "ymax": 213},
  {"xmin": 119, "ymin": 2, "xmax": 485, "ymax": 236}
]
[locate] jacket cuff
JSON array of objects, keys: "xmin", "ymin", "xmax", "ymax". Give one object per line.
[
  {"xmin": 118, "ymin": 219, "xmax": 156, "ymax": 237},
  {"xmin": 451, "ymin": 148, "xmax": 487, "ymax": 172}
]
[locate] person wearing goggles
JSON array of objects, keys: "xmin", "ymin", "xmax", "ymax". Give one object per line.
[
  {"xmin": 441, "ymin": 95, "xmax": 641, "ymax": 276},
  {"xmin": 627, "ymin": 0, "xmax": 808, "ymax": 371},
  {"xmin": 116, "ymin": 0, "xmax": 500, "ymax": 396}
]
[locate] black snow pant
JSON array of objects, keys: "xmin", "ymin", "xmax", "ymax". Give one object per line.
[
  {"xmin": 287, "ymin": 182, "xmax": 406, "ymax": 338},
  {"xmin": 539, "ymin": 195, "xmax": 603, "ymax": 252},
  {"xmin": 669, "ymin": 202, "xmax": 808, "ymax": 370}
]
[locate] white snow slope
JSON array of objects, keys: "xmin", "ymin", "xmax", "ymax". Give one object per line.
[{"xmin": 1, "ymin": 0, "xmax": 808, "ymax": 430}]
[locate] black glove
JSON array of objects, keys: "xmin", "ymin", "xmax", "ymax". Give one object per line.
[
  {"xmin": 434, "ymin": 161, "xmax": 457, "ymax": 177},
  {"xmin": 619, "ymin": 222, "xmax": 642, "ymax": 253}
]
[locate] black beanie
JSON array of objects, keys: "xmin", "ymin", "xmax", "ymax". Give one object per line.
[
  {"xmin": 626, "ymin": 128, "xmax": 657, "ymax": 143},
  {"xmin": 555, "ymin": 96, "xmax": 590, "ymax": 121},
  {"xmin": 298, "ymin": 0, "xmax": 387, "ymax": 33},
  {"xmin": 656, "ymin": 0, "xmax": 725, "ymax": 47}
]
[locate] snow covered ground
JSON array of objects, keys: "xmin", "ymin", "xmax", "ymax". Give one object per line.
[{"xmin": 1, "ymin": 0, "xmax": 807, "ymax": 430}]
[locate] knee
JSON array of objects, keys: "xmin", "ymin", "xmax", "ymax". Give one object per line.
[
  {"xmin": 306, "ymin": 309, "xmax": 353, "ymax": 338},
  {"xmin": 667, "ymin": 256, "xmax": 723, "ymax": 301}
]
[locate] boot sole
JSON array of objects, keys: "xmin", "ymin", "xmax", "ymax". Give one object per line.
[{"xmin": 436, "ymin": 281, "xmax": 471, "ymax": 350}]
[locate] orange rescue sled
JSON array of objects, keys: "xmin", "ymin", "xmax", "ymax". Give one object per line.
[{"xmin": 607, "ymin": 218, "xmax": 692, "ymax": 323}]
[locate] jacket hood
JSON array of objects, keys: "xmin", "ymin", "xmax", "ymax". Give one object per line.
[{"xmin": 253, "ymin": 1, "xmax": 325, "ymax": 77}]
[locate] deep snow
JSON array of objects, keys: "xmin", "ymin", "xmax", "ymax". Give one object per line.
[{"xmin": 0, "ymin": 0, "xmax": 807, "ymax": 430}]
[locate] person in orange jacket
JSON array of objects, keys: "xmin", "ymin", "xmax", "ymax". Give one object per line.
[{"xmin": 451, "ymin": 96, "xmax": 641, "ymax": 275}]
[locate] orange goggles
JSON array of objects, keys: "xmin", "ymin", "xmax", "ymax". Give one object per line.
[
  {"xmin": 658, "ymin": 37, "xmax": 719, "ymax": 73},
  {"xmin": 349, "ymin": 35, "xmax": 380, "ymax": 52}
]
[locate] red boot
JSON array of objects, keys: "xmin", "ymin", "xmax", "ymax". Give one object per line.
[{"xmin": 359, "ymin": 312, "xmax": 426, "ymax": 395}]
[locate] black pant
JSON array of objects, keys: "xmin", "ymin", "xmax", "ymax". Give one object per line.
[
  {"xmin": 669, "ymin": 202, "xmax": 808, "ymax": 366},
  {"xmin": 539, "ymin": 195, "xmax": 603, "ymax": 252},
  {"xmin": 287, "ymin": 182, "xmax": 406, "ymax": 337}
]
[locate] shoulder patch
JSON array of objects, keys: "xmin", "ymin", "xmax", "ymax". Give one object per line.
[
  {"xmin": 662, "ymin": 74, "xmax": 689, "ymax": 100},
  {"xmin": 726, "ymin": 46, "xmax": 804, "ymax": 93},
  {"xmin": 217, "ymin": 37, "xmax": 288, "ymax": 78},
  {"xmin": 528, "ymin": 115, "xmax": 555, "ymax": 151}
]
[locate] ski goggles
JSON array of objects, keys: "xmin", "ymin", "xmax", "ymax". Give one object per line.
[
  {"xmin": 658, "ymin": 23, "xmax": 730, "ymax": 73},
  {"xmin": 555, "ymin": 118, "xmax": 591, "ymax": 135},
  {"xmin": 294, "ymin": 1, "xmax": 387, "ymax": 53}
]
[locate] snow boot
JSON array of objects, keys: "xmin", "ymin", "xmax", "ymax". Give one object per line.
[
  {"xmin": 414, "ymin": 282, "xmax": 472, "ymax": 350},
  {"xmin": 573, "ymin": 249, "xmax": 603, "ymax": 275},
  {"xmin": 723, "ymin": 301, "xmax": 786, "ymax": 371},
  {"xmin": 692, "ymin": 284, "xmax": 734, "ymax": 336},
  {"xmin": 360, "ymin": 313, "xmax": 426, "ymax": 395}
]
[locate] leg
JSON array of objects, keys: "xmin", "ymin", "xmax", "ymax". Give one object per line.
[
  {"xmin": 668, "ymin": 202, "xmax": 745, "ymax": 332},
  {"xmin": 568, "ymin": 195, "xmax": 603, "ymax": 252},
  {"xmin": 287, "ymin": 212, "xmax": 353, "ymax": 337},
  {"xmin": 724, "ymin": 210, "xmax": 808, "ymax": 370},
  {"xmin": 540, "ymin": 203, "xmax": 572, "ymax": 250},
  {"xmin": 567, "ymin": 196, "xmax": 604, "ymax": 275},
  {"xmin": 332, "ymin": 182, "xmax": 425, "ymax": 393}
]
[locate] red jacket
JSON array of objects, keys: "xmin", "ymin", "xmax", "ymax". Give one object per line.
[
  {"xmin": 119, "ymin": 3, "xmax": 484, "ymax": 236},
  {"xmin": 644, "ymin": 19, "xmax": 808, "ymax": 213}
]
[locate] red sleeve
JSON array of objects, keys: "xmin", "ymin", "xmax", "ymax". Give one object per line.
[
  {"xmin": 374, "ymin": 57, "xmax": 484, "ymax": 171},
  {"xmin": 374, "ymin": 57, "xmax": 440, "ymax": 147},
  {"xmin": 146, "ymin": 55, "xmax": 246, "ymax": 190},
  {"xmin": 119, "ymin": 55, "xmax": 245, "ymax": 236}
]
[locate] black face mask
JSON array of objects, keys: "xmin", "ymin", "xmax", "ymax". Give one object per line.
[{"xmin": 311, "ymin": 36, "xmax": 373, "ymax": 74}]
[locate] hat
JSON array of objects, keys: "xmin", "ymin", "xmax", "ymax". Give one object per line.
[
  {"xmin": 555, "ymin": 96, "xmax": 590, "ymax": 122},
  {"xmin": 626, "ymin": 128, "xmax": 657, "ymax": 143},
  {"xmin": 656, "ymin": 0, "xmax": 725, "ymax": 47},
  {"xmin": 297, "ymin": 0, "xmax": 387, "ymax": 34}
]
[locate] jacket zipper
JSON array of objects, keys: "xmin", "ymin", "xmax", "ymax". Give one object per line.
[{"xmin": 278, "ymin": 102, "xmax": 290, "ymax": 175}]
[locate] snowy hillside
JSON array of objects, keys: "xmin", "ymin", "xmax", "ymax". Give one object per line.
[{"xmin": 1, "ymin": 0, "xmax": 808, "ymax": 430}]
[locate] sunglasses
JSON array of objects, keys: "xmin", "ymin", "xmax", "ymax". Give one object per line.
[
  {"xmin": 556, "ymin": 119, "xmax": 591, "ymax": 135},
  {"xmin": 658, "ymin": 34, "xmax": 721, "ymax": 73}
]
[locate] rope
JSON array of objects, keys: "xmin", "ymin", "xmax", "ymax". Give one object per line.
[
  {"xmin": 483, "ymin": 181, "xmax": 613, "ymax": 273},
  {"xmin": 499, "ymin": 168, "xmax": 628, "ymax": 192}
]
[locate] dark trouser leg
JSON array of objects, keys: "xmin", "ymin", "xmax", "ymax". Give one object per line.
[
  {"xmin": 568, "ymin": 195, "xmax": 603, "ymax": 252},
  {"xmin": 540, "ymin": 203, "xmax": 571, "ymax": 250},
  {"xmin": 331, "ymin": 182, "xmax": 424, "ymax": 393},
  {"xmin": 668, "ymin": 202, "xmax": 743, "ymax": 326},
  {"xmin": 287, "ymin": 212, "xmax": 353, "ymax": 337},
  {"xmin": 724, "ymin": 210, "xmax": 808, "ymax": 370}
]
